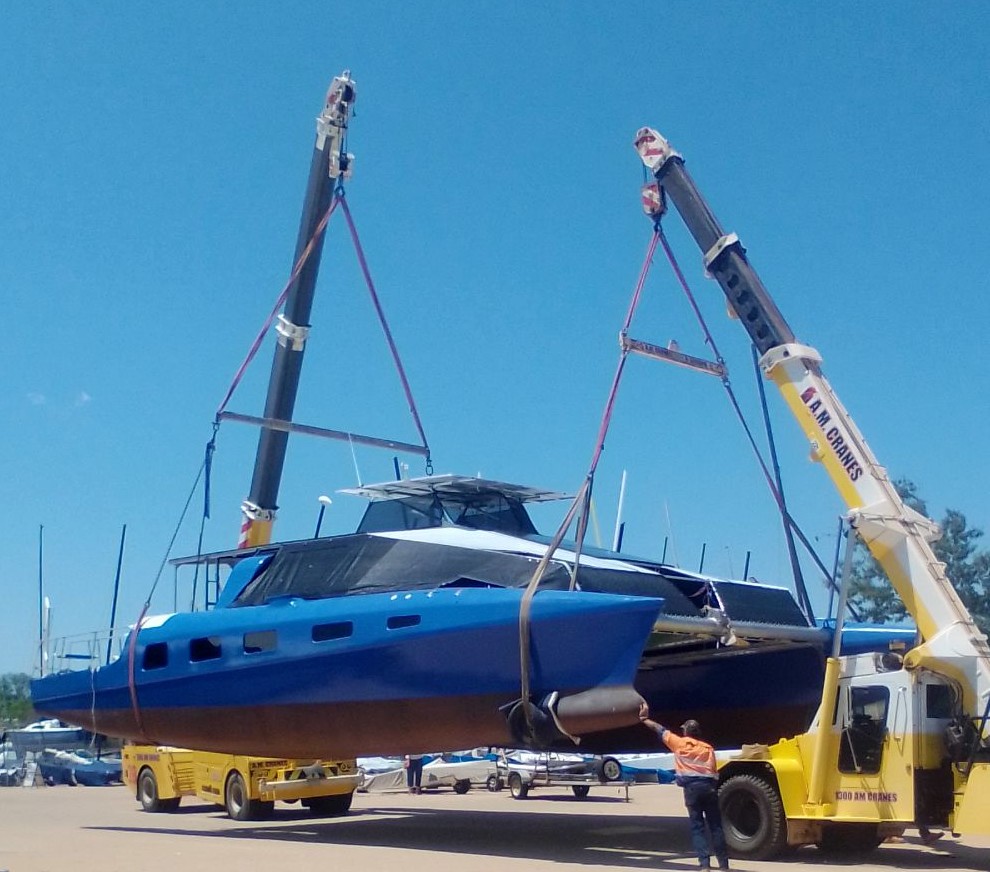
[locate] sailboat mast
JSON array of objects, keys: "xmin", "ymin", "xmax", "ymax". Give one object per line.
[
  {"xmin": 37, "ymin": 524, "xmax": 44, "ymax": 676},
  {"xmin": 239, "ymin": 72, "xmax": 357, "ymax": 548}
]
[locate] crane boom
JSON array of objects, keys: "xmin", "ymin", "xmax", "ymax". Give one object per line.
[
  {"xmin": 239, "ymin": 72, "xmax": 356, "ymax": 549},
  {"xmin": 634, "ymin": 127, "xmax": 990, "ymax": 719}
]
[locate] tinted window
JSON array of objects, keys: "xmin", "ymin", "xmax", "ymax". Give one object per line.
[
  {"xmin": 190, "ymin": 636, "xmax": 222, "ymax": 662},
  {"xmin": 851, "ymin": 685, "xmax": 890, "ymax": 721},
  {"xmin": 358, "ymin": 496, "xmax": 443, "ymax": 532},
  {"xmin": 143, "ymin": 642, "xmax": 168, "ymax": 670},
  {"xmin": 926, "ymin": 683, "xmax": 954, "ymax": 719},
  {"xmin": 387, "ymin": 614, "xmax": 421, "ymax": 630},
  {"xmin": 313, "ymin": 622, "xmax": 353, "ymax": 642},
  {"xmin": 838, "ymin": 685, "xmax": 889, "ymax": 775},
  {"xmin": 443, "ymin": 494, "xmax": 536, "ymax": 536},
  {"xmin": 243, "ymin": 630, "xmax": 277, "ymax": 654},
  {"xmin": 441, "ymin": 494, "xmax": 537, "ymax": 535}
]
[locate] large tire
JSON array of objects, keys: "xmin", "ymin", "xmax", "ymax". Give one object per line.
[
  {"xmin": 817, "ymin": 822, "xmax": 883, "ymax": 856},
  {"xmin": 571, "ymin": 784, "xmax": 591, "ymax": 799},
  {"xmin": 508, "ymin": 771, "xmax": 529, "ymax": 799},
  {"xmin": 224, "ymin": 771, "xmax": 274, "ymax": 821},
  {"xmin": 453, "ymin": 779, "xmax": 471, "ymax": 795},
  {"xmin": 719, "ymin": 773, "xmax": 788, "ymax": 860},
  {"xmin": 304, "ymin": 791, "xmax": 354, "ymax": 817},
  {"xmin": 137, "ymin": 767, "xmax": 180, "ymax": 813}
]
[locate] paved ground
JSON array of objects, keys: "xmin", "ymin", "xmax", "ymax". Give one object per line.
[{"xmin": 2, "ymin": 782, "xmax": 989, "ymax": 872}]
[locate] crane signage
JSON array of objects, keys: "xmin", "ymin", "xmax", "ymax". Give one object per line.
[
  {"xmin": 799, "ymin": 386, "xmax": 864, "ymax": 482},
  {"xmin": 836, "ymin": 789, "xmax": 898, "ymax": 802}
]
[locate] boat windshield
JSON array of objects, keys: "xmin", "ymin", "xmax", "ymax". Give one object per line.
[{"xmin": 356, "ymin": 492, "xmax": 538, "ymax": 536}]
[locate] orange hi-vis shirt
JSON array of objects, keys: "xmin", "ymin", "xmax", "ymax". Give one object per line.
[{"xmin": 659, "ymin": 730, "xmax": 717, "ymax": 782}]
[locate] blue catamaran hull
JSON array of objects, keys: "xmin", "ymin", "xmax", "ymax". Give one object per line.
[{"xmin": 31, "ymin": 587, "xmax": 662, "ymax": 759}]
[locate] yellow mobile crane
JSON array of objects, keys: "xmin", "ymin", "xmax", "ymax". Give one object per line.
[{"xmin": 634, "ymin": 128, "xmax": 990, "ymax": 857}]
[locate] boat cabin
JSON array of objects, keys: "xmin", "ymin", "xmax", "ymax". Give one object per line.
[{"xmin": 341, "ymin": 474, "xmax": 570, "ymax": 537}]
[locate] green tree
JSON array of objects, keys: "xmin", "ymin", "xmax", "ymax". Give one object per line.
[
  {"xmin": 848, "ymin": 479, "xmax": 990, "ymax": 636},
  {"xmin": 0, "ymin": 673, "xmax": 35, "ymax": 728}
]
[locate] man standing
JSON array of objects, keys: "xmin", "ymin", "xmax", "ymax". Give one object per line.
[
  {"xmin": 404, "ymin": 754, "xmax": 425, "ymax": 794},
  {"xmin": 640, "ymin": 703, "xmax": 729, "ymax": 871}
]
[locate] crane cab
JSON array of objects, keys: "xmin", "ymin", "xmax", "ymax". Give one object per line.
[{"xmin": 718, "ymin": 653, "xmax": 961, "ymax": 856}]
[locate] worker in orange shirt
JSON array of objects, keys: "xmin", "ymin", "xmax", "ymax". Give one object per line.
[{"xmin": 640, "ymin": 702, "xmax": 729, "ymax": 871}]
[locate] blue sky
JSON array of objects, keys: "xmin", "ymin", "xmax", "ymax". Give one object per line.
[{"xmin": 2, "ymin": 3, "xmax": 988, "ymax": 675}]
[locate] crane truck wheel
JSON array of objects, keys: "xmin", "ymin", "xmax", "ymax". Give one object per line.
[
  {"xmin": 224, "ymin": 770, "xmax": 274, "ymax": 821},
  {"xmin": 718, "ymin": 774, "xmax": 787, "ymax": 859},
  {"xmin": 137, "ymin": 767, "xmax": 180, "ymax": 813}
]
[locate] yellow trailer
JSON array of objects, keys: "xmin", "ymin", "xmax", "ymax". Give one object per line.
[{"xmin": 123, "ymin": 745, "xmax": 361, "ymax": 820}]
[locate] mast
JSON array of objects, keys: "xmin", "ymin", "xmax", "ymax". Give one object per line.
[
  {"xmin": 238, "ymin": 72, "xmax": 357, "ymax": 548},
  {"xmin": 37, "ymin": 524, "xmax": 44, "ymax": 676}
]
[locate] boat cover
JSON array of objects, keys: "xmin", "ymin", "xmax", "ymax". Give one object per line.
[{"xmin": 231, "ymin": 534, "xmax": 810, "ymax": 629}]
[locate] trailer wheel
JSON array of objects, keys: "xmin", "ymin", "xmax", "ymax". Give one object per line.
[
  {"xmin": 486, "ymin": 774, "xmax": 503, "ymax": 792},
  {"xmin": 224, "ymin": 770, "xmax": 273, "ymax": 821},
  {"xmin": 571, "ymin": 784, "xmax": 591, "ymax": 799},
  {"xmin": 600, "ymin": 756, "xmax": 622, "ymax": 782},
  {"xmin": 508, "ymin": 772, "xmax": 529, "ymax": 799},
  {"xmin": 453, "ymin": 779, "xmax": 471, "ymax": 794},
  {"xmin": 137, "ymin": 767, "xmax": 180, "ymax": 813},
  {"xmin": 304, "ymin": 791, "xmax": 354, "ymax": 817},
  {"xmin": 817, "ymin": 822, "xmax": 882, "ymax": 856},
  {"xmin": 719, "ymin": 774, "xmax": 787, "ymax": 860}
]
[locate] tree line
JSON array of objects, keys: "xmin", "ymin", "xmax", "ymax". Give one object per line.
[
  {"xmin": 849, "ymin": 479, "xmax": 990, "ymax": 635},
  {"xmin": 0, "ymin": 673, "xmax": 34, "ymax": 729}
]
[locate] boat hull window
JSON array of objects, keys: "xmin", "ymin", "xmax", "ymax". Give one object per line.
[
  {"xmin": 312, "ymin": 622, "xmax": 354, "ymax": 642},
  {"xmin": 387, "ymin": 614, "xmax": 421, "ymax": 630},
  {"xmin": 190, "ymin": 636, "xmax": 222, "ymax": 662},
  {"xmin": 243, "ymin": 630, "xmax": 277, "ymax": 654},
  {"xmin": 142, "ymin": 643, "xmax": 168, "ymax": 671}
]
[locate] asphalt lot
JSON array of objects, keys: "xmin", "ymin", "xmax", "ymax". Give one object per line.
[{"xmin": 2, "ymin": 782, "xmax": 989, "ymax": 872}]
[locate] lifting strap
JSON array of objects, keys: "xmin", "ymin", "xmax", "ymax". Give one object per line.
[
  {"xmin": 125, "ymin": 452, "xmax": 209, "ymax": 742},
  {"xmin": 517, "ymin": 228, "xmax": 661, "ymax": 732},
  {"xmin": 655, "ymin": 227, "xmax": 854, "ymax": 617},
  {"xmin": 214, "ymin": 188, "xmax": 432, "ymax": 470},
  {"xmin": 338, "ymin": 192, "xmax": 432, "ymax": 472},
  {"xmin": 214, "ymin": 196, "xmax": 341, "ymax": 419}
]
